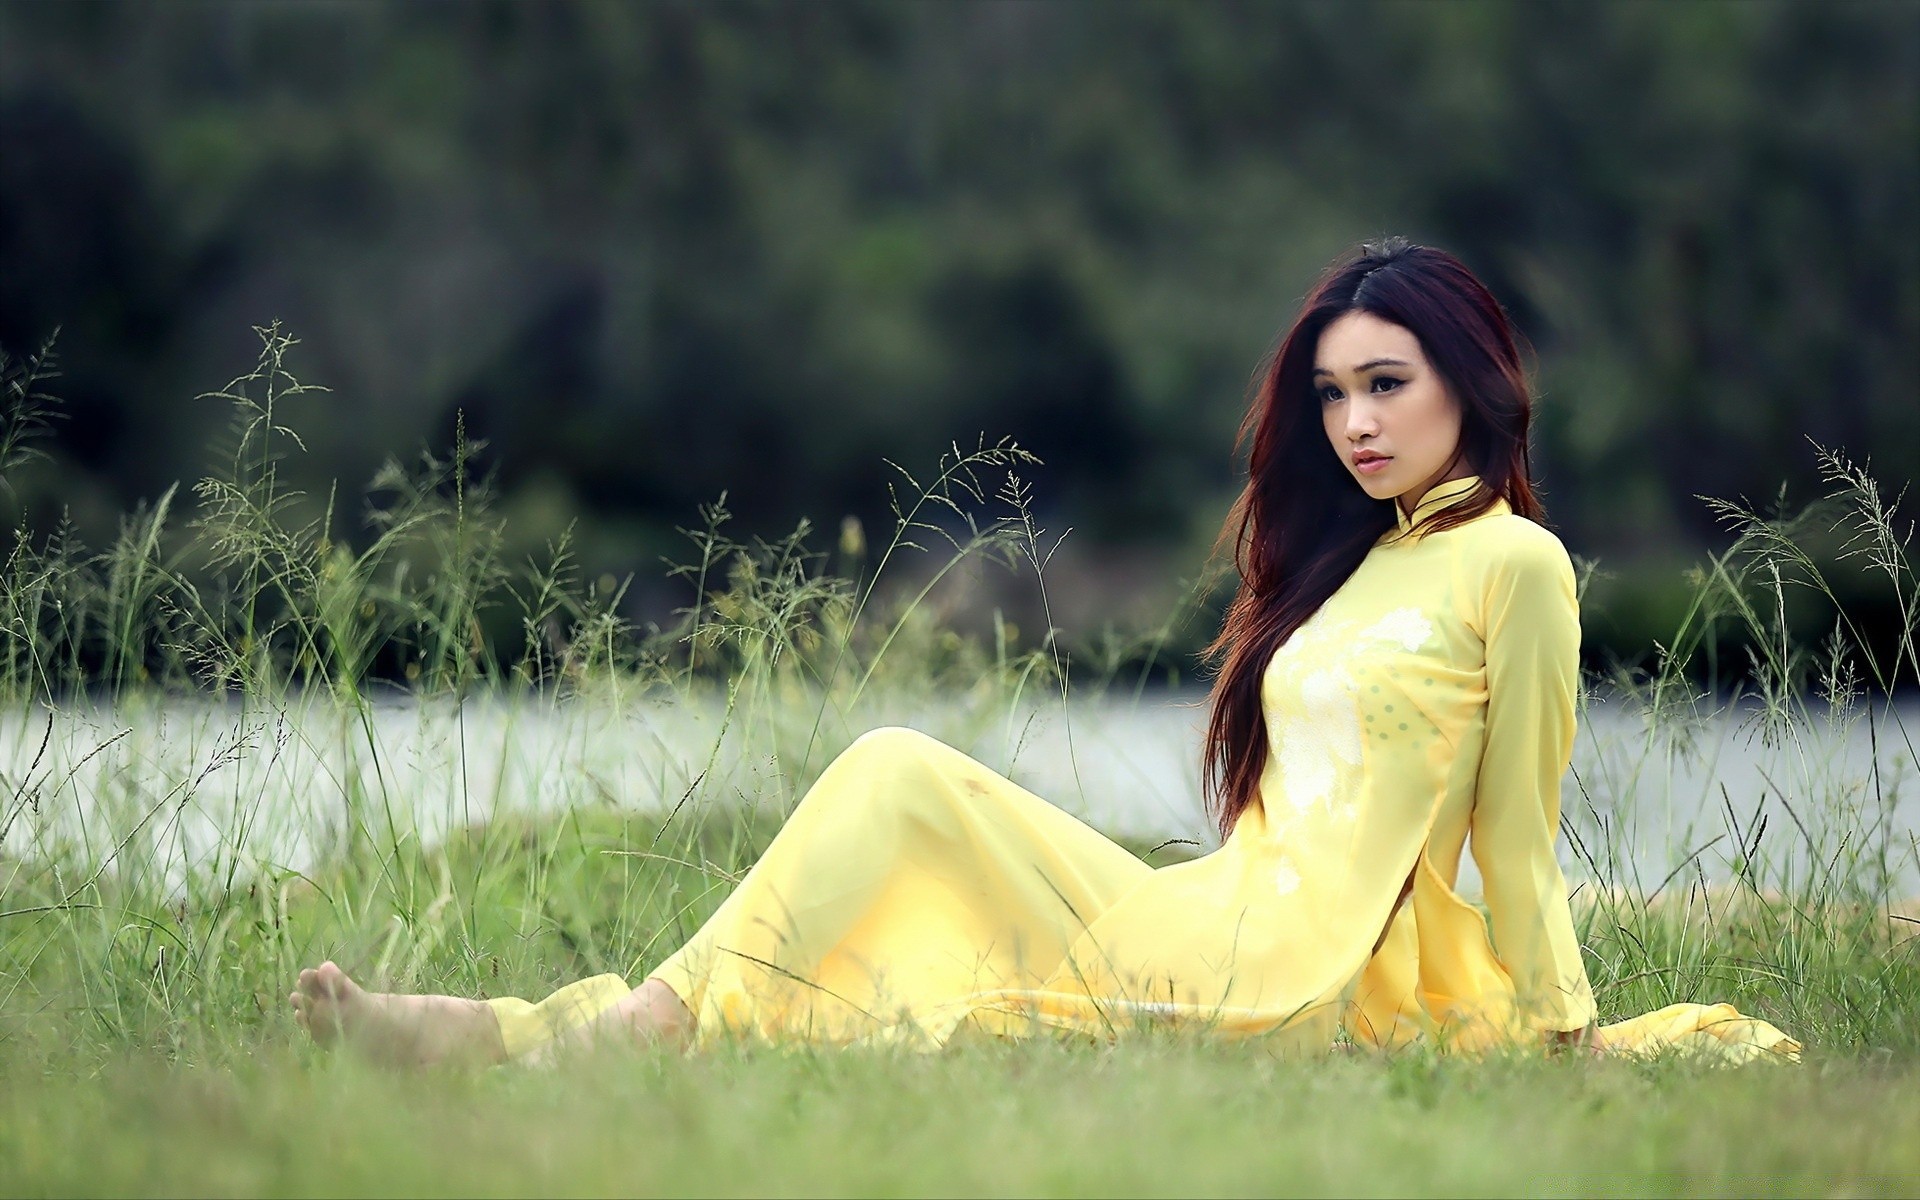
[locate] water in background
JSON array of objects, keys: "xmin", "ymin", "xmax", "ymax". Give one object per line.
[{"xmin": 4, "ymin": 692, "xmax": 1915, "ymax": 900}]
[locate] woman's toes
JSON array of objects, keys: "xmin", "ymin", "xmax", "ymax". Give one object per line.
[{"xmin": 313, "ymin": 961, "xmax": 354, "ymax": 998}]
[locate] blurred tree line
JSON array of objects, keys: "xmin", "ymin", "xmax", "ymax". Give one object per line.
[{"xmin": 0, "ymin": 0, "xmax": 1915, "ymax": 674}]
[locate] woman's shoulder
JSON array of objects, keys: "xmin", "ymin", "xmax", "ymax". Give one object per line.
[
  {"xmin": 1450, "ymin": 511, "xmax": 1575, "ymax": 584},
  {"xmin": 1442, "ymin": 513, "xmax": 1578, "ymax": 637}
]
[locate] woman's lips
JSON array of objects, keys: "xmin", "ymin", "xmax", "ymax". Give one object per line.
[{"xmin": 1355, "ymin": 455, "xmax": 1392, "ymax": 475}]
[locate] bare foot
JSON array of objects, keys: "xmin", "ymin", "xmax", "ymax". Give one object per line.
[{"xmin": 290, "ymin": 961, "xmax": 505, "ymax": 1069}]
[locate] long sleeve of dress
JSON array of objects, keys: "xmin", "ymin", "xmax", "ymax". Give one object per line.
[{"xmin": 1466, "ymin": 524, "xmax": 1597, "ymax": 1033}]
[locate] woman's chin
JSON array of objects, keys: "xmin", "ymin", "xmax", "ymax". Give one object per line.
[{"xmin": 1352, "ymin": 474, "xmax": 1400, "ymax": 502}]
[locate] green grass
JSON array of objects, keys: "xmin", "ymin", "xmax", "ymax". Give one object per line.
[
  {"xmin": 5, "ymin": 1040, "xmax": 1918, "ymax": 1197},
  {"xmin": 3, "ymin": 327, "xmax": 1920, "ymax": 1195}
]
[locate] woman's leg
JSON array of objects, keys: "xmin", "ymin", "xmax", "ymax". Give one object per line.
[
  {"xmin": 290, "ymin": 961, "xmax": 508, "ymax": 1068},
  {"xmin": 290, "ymin": 962, "xmax": 694, "ymax": 1068},
  {"xmin": 649, "ymin": 726, "xmax": 1151, "ymax": 1043},
  {"xmin": 294, "ymin": 725, "xmax": 1147, "ymax": 1060},
  {"xmin": 517, "ymin": 978, "xmax": 695, "ymax": 1067}
]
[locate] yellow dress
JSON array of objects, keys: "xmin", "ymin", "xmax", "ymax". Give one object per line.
[{"xmin": 488, "ymin": 478, "xmax": 1799, "ymax": 1063}]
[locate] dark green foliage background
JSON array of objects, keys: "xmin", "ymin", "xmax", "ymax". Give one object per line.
[{"xmin": 2, "ymin": 0, "xmax": 1915, "ymax": 668}]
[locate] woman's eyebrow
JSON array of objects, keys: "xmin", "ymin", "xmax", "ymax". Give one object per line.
[{"xmin": 1311, "ymin": 357, "xmax": 1411, "ymax": 377}]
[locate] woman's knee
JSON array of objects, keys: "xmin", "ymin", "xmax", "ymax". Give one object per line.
[
  {"xmin": 806, "ymin": 726, "xmax": 951, "ymax": 820},
  {"xmin": 841, "ymin": 725, "xmax": 943, "ymax": 771}
]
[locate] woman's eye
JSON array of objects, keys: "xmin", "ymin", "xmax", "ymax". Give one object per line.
[
  {"xmin": 1318, "ymin": 385, "xmax": 1343, "ymax": 404},
  {"xmin": 1371, "ymin": 376, "xmax": 1403, "ymax": 393}
]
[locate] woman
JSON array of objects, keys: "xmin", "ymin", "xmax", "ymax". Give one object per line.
[{"xmin": 291, "ymin": 239, "xmax": 1797, "ymax": 1066}]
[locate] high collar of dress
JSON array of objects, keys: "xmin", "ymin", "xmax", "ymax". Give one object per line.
[{"xmin": 1392, "ymin": 474, "xmax": 1495, "ymax": 535}]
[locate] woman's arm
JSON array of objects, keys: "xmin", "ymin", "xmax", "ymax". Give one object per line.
[{"xmin": 1466, "ymin": 522, "xmax": 1599, "ymax": 1040}]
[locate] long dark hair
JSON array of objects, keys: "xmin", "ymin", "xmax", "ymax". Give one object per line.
[{"xmin": 1202, "ymin": 237, "xmax": 1545, "ymax": 838}]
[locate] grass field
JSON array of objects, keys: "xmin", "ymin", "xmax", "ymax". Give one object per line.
[
  {"xmin": 2, "ymin": 688, "xmax": 1915, "ymax": 1197},
  {"xmin": 6, "ymin": 1036, "xmax": 1920, "ymax": 1197},
  {"xmin": 3, "ymin": 333, "xmax": 1918, "ymax": 1195}
]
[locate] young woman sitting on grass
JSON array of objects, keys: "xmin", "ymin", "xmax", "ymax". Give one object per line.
[{"xmin": 291, "ymin": 238, "xmax": 1798, "ymax": 1067}]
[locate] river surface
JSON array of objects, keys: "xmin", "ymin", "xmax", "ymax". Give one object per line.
[{"xmin": 5, "ymin": 690, "xmax": 1916, "ymax": 899}]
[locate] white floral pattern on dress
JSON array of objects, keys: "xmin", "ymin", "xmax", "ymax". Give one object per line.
[
  {"xmin": 1361, "ymin": 608, "xmax": 1435, "ymax": 653},
  {"xmin": 1280, "ymin": 665, "xmax": 1362, "ymax": 812},
  {"xmin": 1272, "ymin": 859, "xmax": 1301, "ymax": 896},
  {"xmin": 1263, "ymin": 605, "xmax": 1434, "ymax": 864}
]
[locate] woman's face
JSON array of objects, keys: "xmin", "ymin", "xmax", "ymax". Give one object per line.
[{"xmin": 1314, "ymin": 310, "xmax": 1468, "ymax": 513}]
